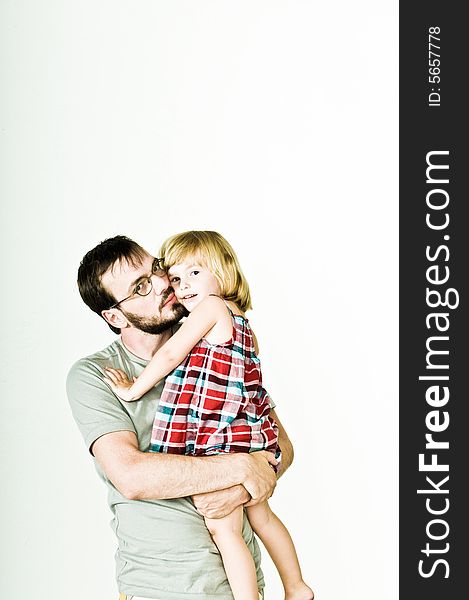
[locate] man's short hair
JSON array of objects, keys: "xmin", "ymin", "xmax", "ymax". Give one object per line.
[{"xmin": 78, "ymin": 235, "xmax": 147, "ymax": 334}]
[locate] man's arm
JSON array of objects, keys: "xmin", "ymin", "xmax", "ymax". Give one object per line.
[
  {"xmin": 92, "ymin": 430, "xmax": 278, "ymax": 501},
  {"xmin": 68, "ymin": 357, "xmax": 280, "ymax": 506},
  {"xmin": 192, "ymin": 409, "xmax": 294, "ymax": 518},
  {"xmin": 272, "ymin": 409, "xmax": 294, "ymax": 478}
]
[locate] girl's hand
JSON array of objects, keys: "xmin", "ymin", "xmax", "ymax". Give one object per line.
[{"xmin": 103, "ymin": 367, "xmax": 139, "ymax": 402}]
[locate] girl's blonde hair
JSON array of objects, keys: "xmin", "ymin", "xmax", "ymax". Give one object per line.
[{"xmin": 160, "ymin": 231, "xmax": 252, "ymax": 312}]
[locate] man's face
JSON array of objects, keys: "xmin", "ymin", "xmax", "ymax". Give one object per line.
[{"xmin": 101, "ymin": 252, "xmax": 186, "ymax": 334}]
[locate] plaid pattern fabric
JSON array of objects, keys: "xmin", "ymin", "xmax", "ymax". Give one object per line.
[{"xmin": 150, "ymin": 312, "xmax": 278, "ymax": 456}]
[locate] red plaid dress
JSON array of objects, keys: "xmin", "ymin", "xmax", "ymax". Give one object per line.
[{"xmin": 149, "ymin": 309, "xmax": 279, "ymax": 457}]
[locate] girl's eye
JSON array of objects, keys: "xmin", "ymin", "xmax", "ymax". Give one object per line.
[
  {"xmin": 170, "ymin": 276, "xmax": 180, "ymax": 284},
  {"xmin": 190, "ymin": 270, "xmax": 199, "ymax": 276}
]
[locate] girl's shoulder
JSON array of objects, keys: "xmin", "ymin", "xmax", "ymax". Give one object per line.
[
  {"xmin": 202, "ymin": 294, "xmax": 229, "ymax": 311},
  {"xmin": 191, "ymin": 295, "xmax": 232, "ymax": 324},
  {"xmin": 206, "ymin": 295, "xmax": 245, "ymax": 318}
]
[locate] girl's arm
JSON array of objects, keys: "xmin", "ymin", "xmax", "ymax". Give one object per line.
[{"xmin": 104, "ymin": 296, "xmax": 227, "ymax": 401}]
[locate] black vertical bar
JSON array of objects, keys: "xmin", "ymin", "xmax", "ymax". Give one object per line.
[{"xmin": 400, "ymin": 2, "xmax": 467, "ymax": 598}]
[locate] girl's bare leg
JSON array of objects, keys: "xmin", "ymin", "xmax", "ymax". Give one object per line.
[
  {"xmin": 205, "ymin": 506, "xmax": 259, "ymax": 600},
  {"xmin": 246, "ymin": 501, "xmax": 314, "ymax": 600}
]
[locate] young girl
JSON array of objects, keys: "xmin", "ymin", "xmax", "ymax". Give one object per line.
[{"xmin": 104, "ymin": 231, "xmax": 313, "ymax": 600}]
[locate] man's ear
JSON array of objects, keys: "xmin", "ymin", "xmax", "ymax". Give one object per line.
[{"xmin": 101, "ymin": 308, "xmax": 129, "ymax": 330}]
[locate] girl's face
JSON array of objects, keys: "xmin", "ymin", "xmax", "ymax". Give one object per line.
[{"xmin": 167, "ymin": 256, "xmax": 221, "ymax": 311}]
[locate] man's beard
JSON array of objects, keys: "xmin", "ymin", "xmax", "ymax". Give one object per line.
[{"xmin": 122, "ymin": 290, "xmax": 188, "ymax": 335}]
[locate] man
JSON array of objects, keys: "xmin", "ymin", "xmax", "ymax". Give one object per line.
[{"xmin": 67, "ymin": 235, "xmax": 294, "ymax": 600}]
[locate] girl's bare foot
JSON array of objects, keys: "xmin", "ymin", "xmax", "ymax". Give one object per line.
[{"xmin": 285, "ymin": 581, "xmax": 314, "ymax": 600}]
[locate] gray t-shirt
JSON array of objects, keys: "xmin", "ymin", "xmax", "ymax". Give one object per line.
[{"xmin": 67, "ymin": 337, "xmax": 264, "ymax": 599}]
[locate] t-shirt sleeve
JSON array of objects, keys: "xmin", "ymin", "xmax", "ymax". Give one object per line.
[{"xmin": 66, "ymin": 358, "xmax": 136, "ymax": 453}]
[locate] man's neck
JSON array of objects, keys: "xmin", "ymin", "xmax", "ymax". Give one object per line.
[{"xmin": 120, "ymin": 326, "xmax": 173, "ymax": 360}]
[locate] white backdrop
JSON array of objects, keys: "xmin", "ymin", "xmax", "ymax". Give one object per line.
[{"xmin": 1, "ymin": 1, "xmax": 398, "ymax": 599}]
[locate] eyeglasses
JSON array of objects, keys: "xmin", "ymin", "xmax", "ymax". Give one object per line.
[{"xmin": 108, "ymin": 258, "xmax": 166, "ymax": 310}]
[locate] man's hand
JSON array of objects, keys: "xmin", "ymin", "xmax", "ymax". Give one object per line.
[
  {"xmin": 241, "ymin": 450, "xmax": 278, "ymax": 506},
  {"xmin": 192, "ymin": 485, "xmax": 250, "ymax": 519}
]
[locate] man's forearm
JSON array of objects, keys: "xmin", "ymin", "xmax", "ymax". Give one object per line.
[
  {"xmin": 124, "ymin": 452, "xmax": 249, "ymax": 500},
  {"xmin": 93, "ymin": 431, "xmax": 276, "ymax": 501}
]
